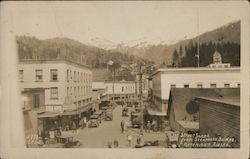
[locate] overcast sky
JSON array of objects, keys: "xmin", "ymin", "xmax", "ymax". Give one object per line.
[{"xmin": 3, "ymin": 1, "xmax": 245, "ymax": 45}]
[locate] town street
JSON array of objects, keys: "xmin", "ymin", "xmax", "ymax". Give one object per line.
[{"xmin": 61, "ymin": 105, "xmax": 167, "ymax": 148}]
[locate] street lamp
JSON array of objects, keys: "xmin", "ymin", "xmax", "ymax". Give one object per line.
[{"xmin": 107, "ymin": 60, "xmax": 115, "ymax": 102}]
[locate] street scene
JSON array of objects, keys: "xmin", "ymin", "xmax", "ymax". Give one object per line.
[{"xmin": 9, "ymin": 2, "xmax": 242, "ymax": 149}]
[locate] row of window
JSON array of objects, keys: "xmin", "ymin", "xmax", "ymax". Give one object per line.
[
  {"xmin": 19, "ymin": 69, "xmax": 58, "ymax": 82},
  {"xmin": 66, "ymin": 69, "xmax": 91, "ymax": 83},
  {"xmin": 66, "ymin": 86, "xmax": 91, "ymax": 98},
  {"xmin": 170, "ymin": 83, "xmax": 240, "ymax": 88}
]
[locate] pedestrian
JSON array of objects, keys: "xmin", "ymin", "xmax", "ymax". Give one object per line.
[
  {"xmin": 83, "ymin": 117, "xmax": 87, "ymax": 128},
  {"xmin": 124, "ymin": 121, "xmax": 128, "ymax": 132},
  {"xmin": 127, "ymin": 134, "xmax": 132, "ymax": 147},
  {"xmin": 107, "ymin": 141, "xmax": 112, "ymax": 148},
  {"xmin": 72, "ymin": 121, "xmax": 77, "ymax": 133},
  {"xmin": 113, "ymin": 139, "xmax": 119, "ymax": 148},
  {"xmin": 121, "ymin": 120, "xmax": 124, "ymax": 133},
  {"xmin": 41, "ymin": 130, "xmax": 46, "ymax": 144},
  {"xmin": 147, "ymin": 121, "xmax": 151, "ymax": 133}
]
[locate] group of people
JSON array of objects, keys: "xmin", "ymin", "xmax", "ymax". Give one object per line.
[
  {"xmin": 107, "ymin": 139, "xmax": 119, "ymax": 148},
  {"xmin": 145, "ymin": 120, "xmax": 158, "ymax": 132}
]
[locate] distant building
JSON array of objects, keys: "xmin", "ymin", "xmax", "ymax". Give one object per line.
[
  {"xmin": 105, "ymin": 80, "xmax": 136, "ymax": 102},
  {"xmin": 209, "ymin": 51, "xmax": 231, "ymax": 68},
  {"xmin": 196, "ymin": 92, "xmax": 240, "ymax": 148},
  {"xmin": 167, "ymin": 88, "xmax": 239, "ymax": 134},
  {"xmin": 18, "ymin": 59, "xmax": 93, "ymax": 131}
]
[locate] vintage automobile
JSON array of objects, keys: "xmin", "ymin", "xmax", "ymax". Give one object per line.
[
  {"xmin": 122, "ymin": 107, "xmax": 129, "ymax": 116},
  {"xmin": 88, "ymin": 119, "xmax": 100, "ymax": 128},
  {"xmin": 93, "ymin": 111, "xmax": 105, "ymax": 121},
  {"xmin": 89, "ymin": 114, "xmax": 101, "ymax": 127},
  {"xmin": 56, "ymin": 135, "xmax": 81, "ymax": 148},
  {"xmin": 105, "ymin": 109, "xmax": 113, "ymax": 121},
  {"xmin": 131, "ymin": 111, "xmax": 141, "ymax": 128}
]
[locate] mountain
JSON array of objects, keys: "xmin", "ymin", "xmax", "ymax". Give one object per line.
[
  {"xmin": 17, "ymin": 36, "xmax": 153, "ymax": 81},
  {"xmin": 109, "ymin": 20, "xmax": 240, "ymax": 65}
]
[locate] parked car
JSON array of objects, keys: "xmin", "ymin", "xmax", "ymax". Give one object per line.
[
  {"xmin": 89, "ymin": 114, "xmax": 101, "ymax": 124},
  {"xmin": 88, "ymin": 117, "xmax": 100, "ymax": 128},
  {"xmin": 94, "ymin": 111, "xmax": 105, "ymax": 121},
  {"xmin": 131, "ymin": 111, "xmax": 141, "ymax": 128},
  {"xmin": 105, "ymin": 109, "xmax": 113, "ymax": 121}
]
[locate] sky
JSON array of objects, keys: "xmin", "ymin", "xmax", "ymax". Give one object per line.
[{"xmin": 2, "ymin": 1, "xmax": 246, "ymax": 45}]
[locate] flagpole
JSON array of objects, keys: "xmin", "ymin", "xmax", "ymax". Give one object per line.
[{"xmin": 197, "ymin": 9, "xmax": 200, "ymax": 68}]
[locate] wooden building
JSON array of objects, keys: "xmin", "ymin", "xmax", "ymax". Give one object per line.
[
  {"xmin": 196, "ymin": 93, "xmax": 240, "ymax": 148},
  {"xmin": 167, "ymin": 88, "xmax": 240, "ymax": 134}
]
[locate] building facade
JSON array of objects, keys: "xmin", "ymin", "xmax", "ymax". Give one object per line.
[
  {"xmin": 18, "ymin": 59, "xmax": 92, "ymax": 112},
  {"xmin": 150, "ymin": 67, "xmax": 240, "ymax": 114},
  {"xmin": 104, "ymin": 80, "xmax": 136, "ymax": 102}
]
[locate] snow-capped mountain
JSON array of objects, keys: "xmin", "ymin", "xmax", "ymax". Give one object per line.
[{"xmin": 85, "ymin": 36, "xmax": 172, "ymax": 50}]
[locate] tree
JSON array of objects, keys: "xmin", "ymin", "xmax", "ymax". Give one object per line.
[
  {"xmin": 179, "ymin": 45, "xmax": 183, "ymax": 57},
  {"xmin": 172, "ymin": 49, "xmax": 179, "ymax": 67}
]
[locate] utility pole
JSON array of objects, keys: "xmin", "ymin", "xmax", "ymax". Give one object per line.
[
  {"xmin": 138, "ymin": 65, "xmax": 143, "ymax": 131},
  {"xmin": 112, "ymin": 68, "xmax": 115, "ymax": 102}
]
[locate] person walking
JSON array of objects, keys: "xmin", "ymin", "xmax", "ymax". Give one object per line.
[
  {"xmin": 121, "ymin": 120, "xmax": 124, "ymax": 133},
  {"xmin": 113, "ymin": 139, "xmax": 119, "ymax": 148},
  {"xmin": 72, "ymin": 121, "xmax": 77, "ymax": 133},
  {"xmin": 107, "ymin": 141, "xmax": 112, "ymax": 148},
  {"xmin": 146, "ymin": 121, "xmax": 151, "ymax": 133},
  {"xmin": 127, "ymin": 134, "xmax": 132, "ymax": 147}
]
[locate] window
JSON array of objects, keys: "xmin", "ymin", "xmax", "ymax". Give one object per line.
[
  {"xmin": 67, "ymin": 70, "xmax": 69, "ymax": 82},
  {"xmin": 197, "ymin": 84, "xmax": 203, "ymax": 88},
  {"xmin": 19, "ymin": 70, "xmax": 24, "ymax": 81},
  {"xmin": 67, "ymin": 87, "xmax": 69, "ymax": 96},
  {"xmin": 210, "ymin": 84, "xmax": 216, "ymax": 88},
  {"xmin": 184, "ymin": 84, "xmax": 189, "ymax": 88},
  {"xmin": 74, "ymin": 87, "xmax": 76, "ymax": 98},
  {"xmin": 70, "ymin": 87, "xmax": 72, "ymax": 96},
  {"xmin": 51, "ymin": 87, "xmax": 58, "ymax": 99},
  {"xmin": 50, "ymin": 69, "xmax": 58, "ymax": 81},
  {"xmin": 170, "ymin": 84, "xmax": 176, "ymax": 88},
  {"xmin": 74, "ymin": 71, "xmax": 76, "ymax": 82},
  {"xmin": 78, "ymin": 72, "xmax": 79, "ymax": 82},
  {"xmin": 70, "ymin": 70, "xmax": 72, "ymax": 79},
  {"xmin": 81, "ymin": 73, "xmax": 83, "ymax": 83},
  {"xmin": 35, "ymin": 69, "xmax": 43, "ymax": 81},
  {"xmin": 122, "ymin": 86, "xmax": 124, "ymax": 92},
  {"xmin": 237, "ymin": 83, "xmax": 240, "ymax": 88},
  {"xmin": 78, "ymin": 86, "xmax": 80, "ymax": 97},
  {"xmin": 224, "ymin": 84, "xmax": 230, "ymax": 88}
]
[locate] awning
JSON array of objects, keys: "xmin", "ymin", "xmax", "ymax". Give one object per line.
[
  {"xmin": 37, "ymin": 111, "xmax": 62, "ymax": 118},
  {"xmin": 146, "ymin": 104, "xmax": 167, "ymax": 116},
  {"xmin": 61, "ymin": 103, "xmax": 93, "ymax": 116}
]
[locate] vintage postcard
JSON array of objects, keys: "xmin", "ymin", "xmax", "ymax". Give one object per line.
[{"xmin": 0, "ymin": 1, "xmax": 249, "ymax": 159}]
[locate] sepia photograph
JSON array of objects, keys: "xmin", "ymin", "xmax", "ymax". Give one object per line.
[{"xmin": 0, "ymin": 1, "xmax": 249, "ymax": 159}]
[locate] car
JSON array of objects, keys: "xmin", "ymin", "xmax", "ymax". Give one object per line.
[
  {"xmin": 105, "ymin": 109, "xmax": 113, "ymax": 121},
  {"xmin": 94, "ymin": 111, "xmax": 105, "ymax": 121},
  {"xmin": 90, "ymin": 114, "xmax": 101, "ymax": 123},
  {"xmin": 131, "ymin": 112, "xmax": 141, "ymax": 128},
  {"xmin": 88, "ymin": 119, "xmax": 100, "ymax": 128}
]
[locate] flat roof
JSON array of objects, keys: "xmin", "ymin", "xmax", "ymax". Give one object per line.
[
  {"xmin": 151, "ymin": 66, "xmax": 240, "ymax": 77},
  {"xmin": 19, "ymin": 58, "xmax": 91, "ymax": 70}
]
